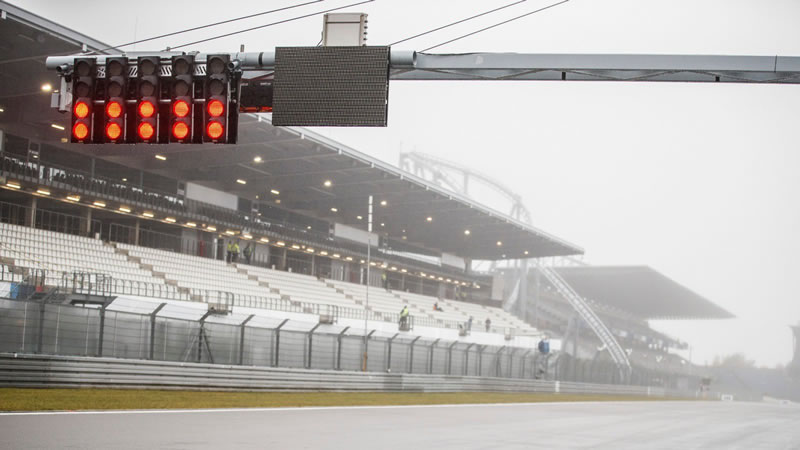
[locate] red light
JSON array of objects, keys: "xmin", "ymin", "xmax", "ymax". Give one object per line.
[
  {"xmin": 206, "ymin": 121, "xmax": 224, "ymax": 139},
  {"xmin": 72, "ymin": 122, "xmax": 89, "ymax": 140},
  {"xmin": 138, "ymin": 122, "xmax": 155, "ymax": 140},
  {"xmin": 172, "ymin": 122, "xmax": 189, "ymax": 140},
  {"xmin": 106, "ymin": 101, "xmax": 123, "ymax": 118},
  {"xmin": 207, "ymin": 99, "xmax": 224, "ymax": 117},
  {"xmin": 105, "ymin": 122, "xmax": 122, "ymax": 140},
  {"xmin": 138, "ymin": 101, "xmax": 156, "ymax": 118},
  {"xmin": 173, "ymin": 100, "xmax": 190, "ymax": 118},
  {"xmin": 74, "ymin": 101, "xmax": 90, "ymax": 119}
]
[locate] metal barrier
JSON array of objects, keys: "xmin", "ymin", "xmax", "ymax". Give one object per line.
[
  {"xmin": 0, "ymin": 298, "xmax": 701, "ymax": 390},
  {"xmin": 0, "ymin": 353, "xmax": 706, "ymax": 398}
]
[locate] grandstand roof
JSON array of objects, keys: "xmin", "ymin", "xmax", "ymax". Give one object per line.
[
  {"xmin": 0, "ymin": 1, "xmax": 583, "ymax": 261},
  {"xmin": 553, "ymin": 266, "xmax": 734, "ymax": 320}
]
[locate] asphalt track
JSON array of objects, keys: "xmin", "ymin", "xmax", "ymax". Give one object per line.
[{"xmin": 2, "ymin": 401, "xmax": 799, "ymax": 449}]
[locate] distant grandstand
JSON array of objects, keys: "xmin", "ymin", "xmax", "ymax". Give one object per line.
[{"xmin": 0, "ymin": 1, "xmax": 733, "ymax": 393}]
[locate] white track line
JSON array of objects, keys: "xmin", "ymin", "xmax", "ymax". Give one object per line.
[{"xmin": 0, "ymin": 401, "xmax": 675, "ymax": 416}]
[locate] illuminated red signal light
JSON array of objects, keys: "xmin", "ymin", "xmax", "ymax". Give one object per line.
[
  {"xmin": 74, "ymin": 101, "xmax": 90, "ymax": 119},
  {"xmin": 172, "ymin": 122, "xmax": 189, "ymax": 140},
  {"xmin": 206, "ymin": 121, "xmax": 224, "ymax": 139},
  {"xmin": 106, "ymin": 101, "xmax": 123, "ymax": 118},
  {"xmin": 138, "ymin": 100, "xmax": 156, "ymax": 118},
  {"xmin": 207, "ymin": 99, "xmax": 224, "ymax": 117},
  {"xmin": 105, "ymin": 122, "xmax": 122, "ymax": 140},
  {"xmin": 138, "ymin": 122, "xmax": 155, "ymax": 140},
  {"xmin": 173, "ymin": 100, "xmax": 190, "ymax": 118},
  {"xmin": 73, "ymin": 122, "xmax": 89, "ymax": 140}
]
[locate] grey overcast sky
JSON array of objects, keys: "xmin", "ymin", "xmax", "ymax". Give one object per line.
[{"xmin": 12, "ymin": 0, "xmax": 800, "ymax": 367}]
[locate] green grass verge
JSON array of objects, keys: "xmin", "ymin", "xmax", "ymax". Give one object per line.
[{"xmin": 0, "ymin": 389, "xmax": 665, "ymax": 412}]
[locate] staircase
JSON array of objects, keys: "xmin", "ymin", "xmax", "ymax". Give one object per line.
[{"xmin": 538, "ymin": 263, "xmax": 631, "ymax": 370}]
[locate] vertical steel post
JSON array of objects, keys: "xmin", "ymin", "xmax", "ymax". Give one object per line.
[
  {"xmin": 148, "ymin": 303, "xmax": 167, "ymax": 360},
  {"xmin": 97, "ymin": 304, "xmax": 108, "ymax": 357},
  {"xmin": 447, "ymin": 341, "xmax": 458, "ymax": 375},
  {"xmin": 238, "ymin": 314, "xmax": 255, "ymax": 365},
  {"xmin": 273, "ymin": 318, "xmax": 289, "ymax": 367},
  {"xmin": 386, "ymin": 333, "xmax": 399, "ymax": 372},
  {"xmin": 521, "ymin": 350, "xmax": 531, "ymax": 378},
  {"xmin": 408, "ymin": 336, "xmax": 421, "ymax": 373},
  {"xmin": 362, "ymin": 329, "xmax": 376, "ymax": 372},
  {"xmin": 36, "ymin": 300, "xmax": 46, "ymax": 354},
  {"xmin": 428, "ymin": 338, "xmax": 440, "ymax": 374},
  {"xmin": 336, "ymin": 326, "xmax": 350, "ymax": 370},
  {"xmin": 477, "ymin": 345, "xmax": 485, "ymax": 376},
  {"xmin": 307, "ymin": 323, "xmax": 322, "ymax": 369},
  {"xmin": 464, "ymin": 343, "xmax": 475, "ymax": 375},
  {"xmin": 362, "ymin": 195, "xmax": 373, "ymax": 372}
]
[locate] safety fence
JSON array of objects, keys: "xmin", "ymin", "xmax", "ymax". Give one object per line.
[{"xmin": 0, "ymin": 297, "xmax": 693, "ymax": 389}]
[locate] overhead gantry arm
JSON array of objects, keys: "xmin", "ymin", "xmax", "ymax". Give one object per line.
[{"xmin": 388, "ymin": 51, "xmax": 800, "ymax": 83}]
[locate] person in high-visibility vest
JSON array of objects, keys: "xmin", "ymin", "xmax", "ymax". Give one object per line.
[
  {"xmin": 399, "ymin": 305, "xmax": 409, "ymax": 329},
  {"xmin": 226, "ymin": 241, "xmax": 234, "ymax": 263},
  {"xmin": 231, "ymin": 241, "xmax": 240, "ymax": 263}
]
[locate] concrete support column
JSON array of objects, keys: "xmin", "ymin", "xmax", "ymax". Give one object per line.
[
  {"xmin": 280, "ymin": 247, "xmax": 287, "ymax": 271},
  {"xmin": 26, "ymin": 196, "xmax": 37, "ymax": 228},
  {"xmin": 81, "ymin": 207, "xmax": 92, "ymax": 236},
  {"xmin": 437, "ymin": 282, "xmax": 445, "ymax": 299},
  {"xmin": 134, "ymin": 219, "xmax": 140, "ymax": 246},
  {"xmin": 310, "ymin": 254, "xmax": 316, "ymax": 277}
]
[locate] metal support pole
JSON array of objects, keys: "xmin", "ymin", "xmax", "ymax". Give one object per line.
[
  {"xmin": 363, "ymin": 329, "xmax": 376, "ymax": 372},
  {"xmin": 273, "ymin": 318, "xmax": 289, "ymax": 367},
  {"xmin": 238, "ymin": 314, "xmax": 255, "ymax": 365},
  {"xmin": 464, "ymin": 343, "xmax": 475, "ymax": 375},
  {"xmin": 307, "ymin": 323, "xmax": 322, "ymax": 369},
  {"xmin": 148, "ymin": 303, "xmax": 167, "ymax": 360},
  {"xmin": 496, "ymin": 346, "xmax": 507, "ymax": 377},
  {"xmin": 336, "ymin": 326, "xmax": 350, "ymax": 370},
  {"xmin": 447, "ymin": 341, "xmax": 458, "ymax": 375},
  {"xmin": 35, "ymin": 300, "xmax": 46, "ymax": 354},
  {"xmin": 408, "ymin": 336, "xmax": 421, "ymax": 373},
  {"xmin": 197, "ymin": 311, "xmax": 213, "ymax": 363},
  {"xmin": 521, "ymin": 350, "xmax": 532, "ymax": 378},
  {"xmin": 428, "ymin": 338, "xmax": 440, "ymax": 374},
  {"xmin": 97, "ymin": 304, "xmax": 108, "ymax": 357},
  {"xmin": 387, "ymin": 333, "xmax": 399, "ymax": 372},
  {"xmin": 477, "ymin": 345, "xmax": 485, "ymax": 376},
  {"xmin": 507, "ymin": 348, "xmax": 516, "ymax": 378},
  {"xmin": 362, "ymin": 195, "xmax": 373, "ymax": 372}
]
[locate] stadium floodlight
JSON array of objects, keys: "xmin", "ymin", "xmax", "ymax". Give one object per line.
[
  {"xmin": 71, "ymin": 58, "xmax": 95, "ymax": 143},
  {"xmin": 136, "ymin": 56, "xmax": 160, "ymax": 143},
  {"xmin": 170, "ymin": 55, "xmax": 194, "ymax": 143},
  {"xmin": 104, "ymin": 57, "xmax": 128, "ymax": 143}
]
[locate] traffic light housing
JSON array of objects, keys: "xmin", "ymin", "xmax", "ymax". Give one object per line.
[
  {"xmin": 136, "ymin": 56, "xmax": 160, "ymax": 143},
  {"xmin": 71, "ymin": 58, "xmax": 96, "ymax": 143},
  {"xmin": 103, "ymin": 57, "xmax": 128, "ymax": 143},
  {"xmin": 170, "ymin": 55, "xmax": 194, "ymax": 143},
  {"xmin": 204, "ymin": 54, "xmax": 230, "ymax": 143},
  {"xmin": 65, "ymin": 54, "xmax": 240, "ymax": 144}
]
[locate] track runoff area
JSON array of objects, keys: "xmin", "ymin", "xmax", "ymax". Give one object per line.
[{"xmin": 2, "ymin": 398, "xmax": 798, "ymax": 449}]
